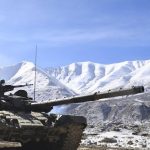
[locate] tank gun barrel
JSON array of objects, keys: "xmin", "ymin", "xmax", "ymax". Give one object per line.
[{"xmin": 31, "ymin": 86, "xmax": 144, "ymax": 112}]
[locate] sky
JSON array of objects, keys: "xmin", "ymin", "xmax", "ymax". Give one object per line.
[{"xmin": 0, "ymin": 0, "xmax": 150, "ymax": 67}]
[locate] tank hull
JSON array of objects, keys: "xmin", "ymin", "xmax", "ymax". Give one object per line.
[{"xmin": 0, "ymin": 111, "xmax": 87, "ymax": 150}]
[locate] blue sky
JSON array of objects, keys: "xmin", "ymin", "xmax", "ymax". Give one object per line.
[{"xmin": 0, "ymin": 0, "xmax": 150, "ymax": 67}]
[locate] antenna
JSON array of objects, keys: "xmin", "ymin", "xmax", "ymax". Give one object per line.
[{"xmin": 34, "ymin": 45, "xmax": 37, "ymax": 101}]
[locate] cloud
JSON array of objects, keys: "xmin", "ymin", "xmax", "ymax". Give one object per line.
[
  {"xmin": 0, "ymin": 0, "xmax": 149, "ymax": 48},
  {"xmin": 0, "ymin": 26, "xmax": 149, "ymax": 48},
  {"xmin": 26, "ymin": 25, "xmax": 150, "ymax": 47}
]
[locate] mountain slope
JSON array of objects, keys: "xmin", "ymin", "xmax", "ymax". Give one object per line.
[
  {"xmin": 46, "ymin": 60, "xmax": 150, "ymax": 94},
  {"xmin": 0, "ymin": 61, "xmax": 74, "ymax": 101}
]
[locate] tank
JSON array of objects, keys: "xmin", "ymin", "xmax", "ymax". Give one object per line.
[{"xmin": 0, "ymin": 80, "xmax": 144, "ymax": 150}]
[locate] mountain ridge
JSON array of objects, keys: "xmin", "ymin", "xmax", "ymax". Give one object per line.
[
  {"xmin": 0, "ymin": 61, "xmax": 75, "ymax": 101},
  {"xmin": 1, "ymin": 59, "xmax": 150, "ymax": 96},
  {"xmin": 46, "ymin": 59, "xmax": 150, "ymax": 94}
]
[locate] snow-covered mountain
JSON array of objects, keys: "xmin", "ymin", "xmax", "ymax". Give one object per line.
[
  {"xmin": 1, "ymin": 60, "xmax": 150, "ymax": 97},
  {"xmin": 46, "ymin": 60, "xmax": 150, "ymax": 94},
  {"xmin": 0, "ymin": 61, "xmax": 74, "ymax": 101}
]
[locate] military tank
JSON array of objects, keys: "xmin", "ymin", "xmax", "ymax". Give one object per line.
[{"xmin": 0, "ymin": 80, "xmax": 144, "ymax": 150}]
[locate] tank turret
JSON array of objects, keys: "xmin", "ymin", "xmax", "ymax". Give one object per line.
[
  {"xmin": 0, "ymin": 80, "xmax": 33, "ymax": 111},
  {"xmin": 0, "ymin": 80, "xmax": 32, "ymax": 97}
]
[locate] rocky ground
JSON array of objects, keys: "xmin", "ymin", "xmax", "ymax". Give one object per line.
[
  {"xmin": 78, "ymin": 146, "xmax": 137, "ymax": 150},
  {"xmin": 78, "ymin": 146, "xmax": 141, "ymax": 150},
  {"xmin": 78, "ymin": 122, "xmax": 150, "ymax": 150},
  {"xmin": 61, "ymin": 92, "xmax": 150, "ymax": 150}
]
